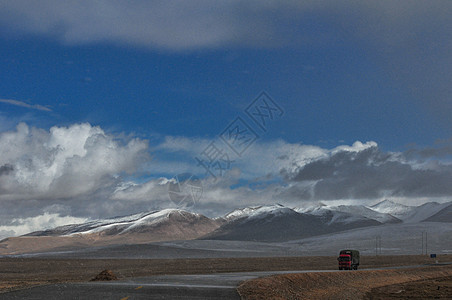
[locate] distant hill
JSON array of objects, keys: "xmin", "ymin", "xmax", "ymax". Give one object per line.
[
  {"xmin": 204, "ymin": 204, "xmax": 385, "ymax": 242},
  {"xmin": 1, "ymin": 200, "xmax": 450, "ymax": 255},
  {"xmin": 423, "ymin": 203, "xmax": 452, "ymax": 222},
  {"xmin": 369, "ymin": 199, "xmax": 414, "ymax": 219},
  {"xmin": 203, "ymin": 205, "xmax": 329, "ymax": 242},
  {"xmin": 25, "ymin": 209, "xmax": 222, "ymax": 239}
]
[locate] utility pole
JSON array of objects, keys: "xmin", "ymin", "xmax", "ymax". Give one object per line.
[
  {"xmin": 375, "ymin": 235, "xmax": 381, "ymax": 256},
  {"xmin": 379, "ymin": 236, "xmax": 381, "ymax": 255},
  {"xmin": 426, "ymin": 232, "xmax": 428, "ymax": 255},
  {"xmin": 421, "ymin": 232, "xmax": 428, "ymax": 255}
]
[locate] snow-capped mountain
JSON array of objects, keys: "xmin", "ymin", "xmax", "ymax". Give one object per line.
[
  {"xmin": 223, "ymin": 204, "xmax": 296, "ymax": 221},
  {"xmin": 204, "ymin": 205, "xmax": 328, "ymax": 242},
  {"xmin": 368, "ymin": 199, "xmax": 452, "ymax": 223},
  {"xmin": 204, "ymin": 203, "xmax": 393, "ymax": 242},
  {"xmin": 329, "ymin": 204, "xmax": 401, "ymax": 224},
  {"xmin": 26, "ymin": 209, "xmax": 222, "ymax": 238},
  {"xmin": 1, "ymin": 200, "xmax": 450, "ymax": 255},
  {"xmin": 295, "ymin": 202, "xmax": 401, "ymax": 224},
  {"xmin": 368, "ymin": 200, "xmax": 414, "ymax": 219},
  {"xmin": 423, "ymin": 203, "xmax": 452, "ymax": 222},
  {"xmin": 402, "ymin": 201, "xmax": 452, "ymax": 223},
  {"xmin": 295, "ymin": 205, "xmax": 381, "ymax": 227}
]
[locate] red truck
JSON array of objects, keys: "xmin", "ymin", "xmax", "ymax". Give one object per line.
[{"xmin": 337, "ymin": 249, "xmax": 360, "ymax": 270}]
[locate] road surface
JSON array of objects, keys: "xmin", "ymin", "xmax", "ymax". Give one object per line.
[
  {"xmin": 0, "ymin": 270, "xmax": 341, "ymax": 300},
  {"xmin": 1, "ymin": 264, "xmax": 449, "ymax": 299}
]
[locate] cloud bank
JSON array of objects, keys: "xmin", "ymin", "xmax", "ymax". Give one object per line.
[
  {"xmin": 0, "ymin": 1, "xmax": 448, "ymax": 52},
  {"xmin": 282, "ymin": 143, "xmax": 452, "ymax": 201},
  {"xmin": 1, "ymin": 123, "xmax": 452, "ymax": 238}
]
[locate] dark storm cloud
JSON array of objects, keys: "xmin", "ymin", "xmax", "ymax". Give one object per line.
[
  {"xmin": 0, "ymin": 164, "xmax": 13, "ymax": 176},
  {"xmin": 284, "ymin": 146, "xmax": 452, "ymax": 200},
  {"xmin": 404, "ymin": 144, "xmax": 452, "ymax": 160}
]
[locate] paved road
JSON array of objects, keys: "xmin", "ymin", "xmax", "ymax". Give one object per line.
[
  {"xmin": 1, "ymin": 264, "xmax": 449, "ymax": 300},
  {"xmin": 0, "ymin": 270, "xmax": 339, "ymax": 300}
]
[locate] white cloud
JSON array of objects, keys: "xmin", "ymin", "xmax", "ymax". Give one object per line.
[
  {"xmin": 1, "ymin": 122, "xmax": 452, "ymax": 237},
  {"xmin": 152, "ymin": 136, "xmax": 210, "ymax": 155},
  {"xmin": 0, "ymin": 1, "xmax": 448, "ymax": 51},
  {"xmin": 331, "ymin": 141, "xmax": 377, "ymax": 154},
  {"xmin": 0, "ymin": 99, "xmax": 51, "ymax": 111},
  {"xmin": 111, "ymin": 178, "xmax": 170, "ymax": 202},
  {"xmin": 147, "ymin": 135, "xmax": 370, "ymax": 179},
  {"xmin": 0, "ymin": 213, "xmax": 87, "ymax": 240},
  {"xmin": 112, "ymin": 138, "xmax": 383, "ymax": 212},
  {"xmin": 0, "ymin": 122, "xmax": 149, "ymax": 200}
]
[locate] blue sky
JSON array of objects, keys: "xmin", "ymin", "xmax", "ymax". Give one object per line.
[
  {"xmin": 1, "ymin": 37, "xmax": 448, "ymax": 149},
  {"xmin": 0, "ymin": 1, "xmax": 451, "ymax": 237}
]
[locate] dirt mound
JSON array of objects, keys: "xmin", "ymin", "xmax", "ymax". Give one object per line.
[{"xmin": 90, "ymin": 269, "xmax": 118, "ymax": 281}]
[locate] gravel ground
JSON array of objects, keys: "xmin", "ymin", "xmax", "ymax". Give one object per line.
[
  {"xmin": 0, "ymin": 254, "xmax": 449, "ymax": 297},
  {"xmin": 238, "ymin": 265, "xmax": 452, "ymax": 299},
  {"xmin": 364, "ymin": 275, "xmax": 452, "ymax": 299}
]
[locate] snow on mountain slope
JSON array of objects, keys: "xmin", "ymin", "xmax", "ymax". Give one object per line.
[
  {"xmin": 369, "ymin": 200, "xmax": 452, "ymax": 223},
  {"xmin": 423, "ymin": 203, "xmax": 452, "ymax": 222},
  {"xmin": 369, "ymin": 200, "xmax": 414, "ymax": 219},
  {"xmin": 315, "ymin": 204, "xmax": 401, "ymax": 224},
  {"xmin": 203, "ymin": 206, "xmax": 328, "ymax": 242},
  {"xmin": 20, "ymin": 201, "xmax": 451, "ymax": 244},
  {"xmin": 223, "ymin": 204, "xmax": 297, "ymax": 221},
  {"xmin": 25, "ymin": 209, "xmax": 209, "ymax": 236},
  {"xmin": 295, "ymin": 206, "xmax": 375, "ymax": 225},
  {"xmin": 403, "ymin": 202, "xmax": 452, "ymax": 223},
  {"xmin": 205, "ymin": 203, "xmax": 384, "ymax": 242}
]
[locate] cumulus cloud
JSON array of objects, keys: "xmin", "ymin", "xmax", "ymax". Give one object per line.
[
  {"xmin": 282, "ymin": 143, "xmax": 452, "ymax": 201},
  {"xmin": 148, "ymin": 135, "xmax": 330, "ymax": 179},
  {"xmin": 1, "ymin": 122, "xmax": 452, "ymax": 237},
  {"xmin": 111, "ymin": 139, "xmax": 391, "ymax": 213},
  {"xmin": 144, "ymin": 136, "xmax": 452, "ymax": 208},
  {"xmin": 0, "ymin": 122, "xmax": 148, "ymax": 201}
]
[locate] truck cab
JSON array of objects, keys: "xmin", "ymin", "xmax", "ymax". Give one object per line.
[{"xmin": 337, "ymin": 249, "xmax": 359, "ymax": 270}]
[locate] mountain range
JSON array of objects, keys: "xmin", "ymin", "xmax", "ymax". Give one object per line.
[{"xmin": 0, "ymin": 200, "xmax": 450, "ymax": 255}]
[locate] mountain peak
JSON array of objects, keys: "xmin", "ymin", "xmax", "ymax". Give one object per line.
[
  {"xmin": 369, "ymin": 199, "xmax": 412, "ymax": 214},
  {"xmin": 224, "ymin": 204, "xmax": 294, "ymax": 221},
  {"xmin": 371, "ymin": 199, "xmax": 399, "ymax": 208}
]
